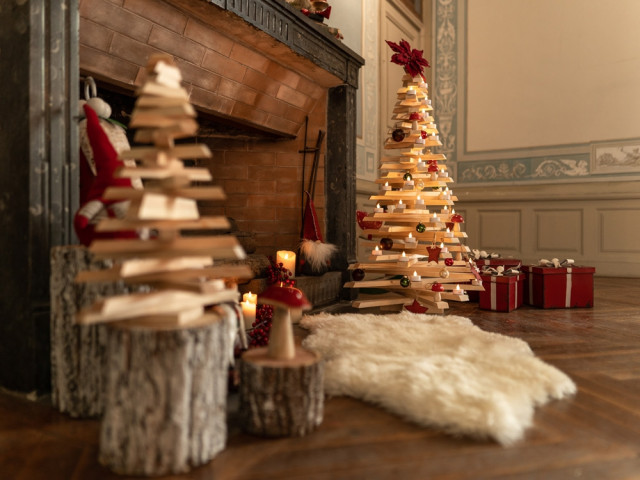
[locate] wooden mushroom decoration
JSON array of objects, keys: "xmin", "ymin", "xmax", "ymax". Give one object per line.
[
  {"xmin": 262, "ymin": 285, "xmax": 310, "ymax": 358},
  {"xmin": 239, "ymin": 285, "xmax": 324, "ymax": 437}
]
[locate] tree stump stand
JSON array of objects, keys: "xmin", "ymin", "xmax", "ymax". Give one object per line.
[
  {"xmin": 239, "ymin": 346, "xmax": 324, "ymax": 437},
  {"xmin": 99, "ymin": 311, "xmax": 233, "ymax": 476},
  {"xmin": 50, "ymin": 245, "xmax": 133, "ymax": 418}
]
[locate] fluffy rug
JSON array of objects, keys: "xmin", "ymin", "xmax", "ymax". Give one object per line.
[{"xmin": 300, "ymin": 311, "xmax": 576, "ymax": 446}]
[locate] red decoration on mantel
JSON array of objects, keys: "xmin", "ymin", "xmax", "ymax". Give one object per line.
[{"xmin": 386, "ymin": 39, "xmax": 430, "ymax": 81}]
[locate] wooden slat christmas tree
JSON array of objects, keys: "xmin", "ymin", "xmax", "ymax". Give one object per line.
[
  {"xmin": 73, "ymin": 54, "xmax": 253, "ymax": 476},
  {"xmin": 76, "ymin": 54, "xmax": 252, "ymax": 327},
  {"xmin": 346, "ymin": 40, "xmax": 483, "ymax": 314}
]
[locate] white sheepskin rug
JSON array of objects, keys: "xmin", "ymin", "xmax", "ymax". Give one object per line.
[{"xmin": 300, "ymin": 311, "xmax": 576, "ymax": 446}]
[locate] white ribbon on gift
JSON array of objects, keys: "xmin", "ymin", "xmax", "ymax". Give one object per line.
[
  {"xmin": 565, "ymin": 267, "xmax": 573, "ymax": 307},
  {"xmin": 490, "ymin": 279, "xmax": 497, "ymax": 310}
]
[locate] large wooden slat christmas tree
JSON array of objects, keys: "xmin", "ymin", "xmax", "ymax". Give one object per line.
[{"xmin": 346, "ymin": 40, "xmax": 483, "ymax": 314}]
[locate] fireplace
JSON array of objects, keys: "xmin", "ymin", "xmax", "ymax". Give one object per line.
[
  {"xmin": 0, "ymin": 0, "xmax": 362, "ymax": 394},
  {"xmin": 78, "ymin": 0, "xmax": 364, "ymax": 263}
]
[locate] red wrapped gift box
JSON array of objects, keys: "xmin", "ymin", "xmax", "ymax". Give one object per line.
[
  {"xmin": 474, "ymin": 258, "xmax": 522, "ymax": 268},
  {"xmin": 479, "ymin": 274, "xmax": 523, "ymax": 312},
  {"xmin": 522, "ymin": 265, "xmax": 595, "ymax": 308}
]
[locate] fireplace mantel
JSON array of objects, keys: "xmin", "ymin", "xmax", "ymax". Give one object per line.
[{"xmin": 183, "ymin": 0, "xmax": 362, "ymax": 88}]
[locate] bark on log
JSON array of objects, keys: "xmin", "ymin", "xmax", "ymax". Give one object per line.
[
  {"xmin": 239, "ymin": 347, "xmax": 324, "ymax": 437},
  {"xmin": 50, "ymin": 245, "xmax": 138, "ymax": 418},
  {"xmin": 99, "ymin": 310, "xmax": 234, "ymax": 476}
]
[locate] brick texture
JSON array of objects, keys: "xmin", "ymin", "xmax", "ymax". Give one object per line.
[{"xmin": 79, "ymin": 0, "xmax": 330, "ymax": 256}]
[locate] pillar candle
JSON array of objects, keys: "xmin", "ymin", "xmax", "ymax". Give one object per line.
[
  {"xmin": 276, "ymin": 250, "xmax": 296, "ymax": 278},
  {"xmin": 241, "ymin": 300, "xmax": 256, "ymax": 329}
]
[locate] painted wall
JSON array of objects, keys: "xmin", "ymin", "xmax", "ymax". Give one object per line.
[{"xmin": 433, "ymin": 0, "xmax": 640, "ymax": 276}]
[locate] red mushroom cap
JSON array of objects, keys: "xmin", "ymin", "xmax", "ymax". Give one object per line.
[
  {"xmin": 428, "ymin": 164, "xmax": 439, "ymax": 172},
  {"xmin": 450, "ymin": 213, "xmax": 464, "ymax": 223},
  {"xmin": 431, "ymin": 282, "xmax": 445, "ymax": 292},
  {"xmin": 258, "ymin": 285, "xmax": 312, "ymax": 311},
  {"xmin": 409, "ymin": 112, "xmax": 422, "ymax": 120}
]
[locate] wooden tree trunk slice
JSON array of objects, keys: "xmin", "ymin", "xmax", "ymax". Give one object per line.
[
  {"xmin": 50, "ymin": 245, "xmax": 137, "ymax": 418},
  {"xmin": 99, "ymin": 310, "xmax": 233, "ymax": 476},
  {"xmin": 239, "ymin": 347, "xmax": 324, "ymax": 437}
]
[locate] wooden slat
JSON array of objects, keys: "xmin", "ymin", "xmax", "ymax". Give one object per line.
[
  {"xmin": 120, "ymin": 144, "xmax": 212, "ymax": 160},
  {"xmin": 95, "ymin": 216, "xmax": 230, "ymax": 232},
  {"xmin": 76, "ymin": 263, "xmax": 252, "ymax": 284},
  {"xmin": 103, "ymin": 186, "xmax": 226, "ymax": 201},
  {"xmin": 89, "ymin": 235, "xmax": 246, "ymax": 260}
]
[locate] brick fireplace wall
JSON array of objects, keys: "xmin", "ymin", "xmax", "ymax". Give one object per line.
[
  {"xmin": 79, "ymin": 0, "xmax": 335, "ymax": 255},
  {"xmin": 198, "ymin": 97, "xmax": 327, "ymax": 256}
]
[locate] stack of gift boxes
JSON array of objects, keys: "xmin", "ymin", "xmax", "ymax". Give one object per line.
[{"xmin": 471, "ymin": 251, "xmax": 595, "ymax": 312}]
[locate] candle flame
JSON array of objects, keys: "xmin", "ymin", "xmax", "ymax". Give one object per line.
[
  {"xmin": 440, "ymin": 242, "xmax": 444, "ymax": 248},
  {"xmin": 417, "ymin": 195, "xmax": 421, "ymax": 200},
  {"xmin": 375, "ymin": 246, "xmax": 379, "ymax": 251},
  {"xmin": 402, "ymin": 251, "xmax": 406, "ymax": 257},
  {"xmin": 385, "ymin": 181, "xmax": 389, "ymax": 187},
  {"xmin": 452, "ymin": 208, "xmax": 456, "ymax": 214},
  {"xmin": 376, "ymin": 203, "xmax": 380, "ymax": 208},
  {"xmin": 399, "ymin": 200, "xmax": 403, "ymax": 205},
  {"xmin": 413, "ymin": 271, "xmax": 418, "ymax": 276},
  {"xmin": 446, "ymin": 227, "xmax": 450, "ymax": 233}
]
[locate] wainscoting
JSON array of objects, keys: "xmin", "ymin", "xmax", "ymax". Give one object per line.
[{"xmin": 357, "ymin": 179, "xmax": 640, "ymax": 277}]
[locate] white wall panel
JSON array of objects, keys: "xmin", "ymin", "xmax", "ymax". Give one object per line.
[
  {"xmin": 600, "ymin": 209, "xmax": 640, "ymax": 253},
  {"xmin": 477, "ymin": 210, "xmax": 520, "ymax": 252},
  {"xmin": 535, "ymin": 209, "xmax": 583, "ymax": 254}
]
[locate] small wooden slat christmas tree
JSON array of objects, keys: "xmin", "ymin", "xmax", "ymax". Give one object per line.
[
  {"xmin": 346, "ymin": 40, "xmax": 483, "ymax": 314},
  {"xmin": 76, "ymin": 54, "xmax": 252, "ymax": 327},
  {"xmin": 74, "ymin": 54, "xmax": 252, "ymax": 476}
]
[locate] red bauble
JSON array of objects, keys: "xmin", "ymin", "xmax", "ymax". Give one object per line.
[
  {"xmin": 352, "ymin": 268, "xmax": 366, "ymax": 281},
  {"xmin": 392, "ymin": 128, "xmax": 405, "ymax": 142},
  {"xmin": 380, "ymin": 237, "xmax": 394, "ymax": 250},
  {"xmin": 445, "ymin": 258, "xmax": 454, "ymax": 266}
]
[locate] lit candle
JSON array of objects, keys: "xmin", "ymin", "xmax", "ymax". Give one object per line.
[
  {"xmin": 430, "ymin": 212, "xmax": 439, "ymax": 223},
  {"xmin": 241, "ymin": 300, "xmax": 256, "ymax": 329},
  {"xmin": 439, "ymin": 168, "xmax": 449, "ymax": 178},
  {"xmin": 452, "ymin": 208, "xmax": 456, "ymax": 214},
  {"xmin": 243, "ymin": 291, "xmax": 257, "ymax": 305},
  {"xmin": 276, "ymin": 250, "xmax": 296, "ymax": 278},
  {"xmin": 445, "ymin": 227, "xmax": 454, "ymax": 238},
  {"xmin": 387, "ymin": 204, "xmax": 396, "ymax": 213},
  {"xmin": 399, "ymin": 251, "xmax": 410, "ymax": 263},
  {"xmin": 452, "ymin": 284, "xmax": 463, "ymax": 295},
  {"xmin": 372, "ymin": 245, "xmax": 382, "ymax": 256},
  {"xmin": 404, "ymin": 179, "xmax": 415, "ymax": 188},
  {"xmin": 415, "ymin": 136, "xmax": 425, "ymax": 145},
  {"xmin": 442, "ymin": 205, "xmax": 449, "ymax": 215},
  {"xmin": 404, "ymin": 232, "xmax": 417, "ymax": 247},
  {"xmin": 440, "ymin": 242, "xmax": 448, "ymax": 254},
  {"xmin": 415, "ymin": 195, "xmax": 425, "ymax": 206},
  {"xmin": 374, "ymin": 203, "xmax": 384, "ymax": 213},
  {"xmin": 381, "ymin": 181, "xmax": 391, "ymax": 191},
  {"xmin": 396, "ymin": 200, "xmax": 406, "ymax": 210},
  {"xmin": 411, "ymin": 270, "xmax": 422, "ymax": 282}
]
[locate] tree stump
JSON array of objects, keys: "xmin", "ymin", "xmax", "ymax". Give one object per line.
[
  {"xmin": 239, "ymin": 346, "xmax": 324, "ymax": 437},
  {"xmin": 99, "ymin": 310, "xmax": 234, "ymax": 476},
  {"xmin": 50, "ymin": 245, "xmax": 134, "ymax": 418}
]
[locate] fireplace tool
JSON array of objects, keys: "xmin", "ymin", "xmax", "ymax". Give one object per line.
[{"xmin": 298, "ymin": 118, "xmax": 334, "ymax": 275}]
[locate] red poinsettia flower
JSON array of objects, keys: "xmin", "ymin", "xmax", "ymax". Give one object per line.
[{"xmin": 386, "ymin": 39, "xmax": 430, "ymax": 80}]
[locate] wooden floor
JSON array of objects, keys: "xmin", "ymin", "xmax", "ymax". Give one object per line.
[{"xmin": 1, "ymin": 277, "xmax": 640, "ymax": 480}]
